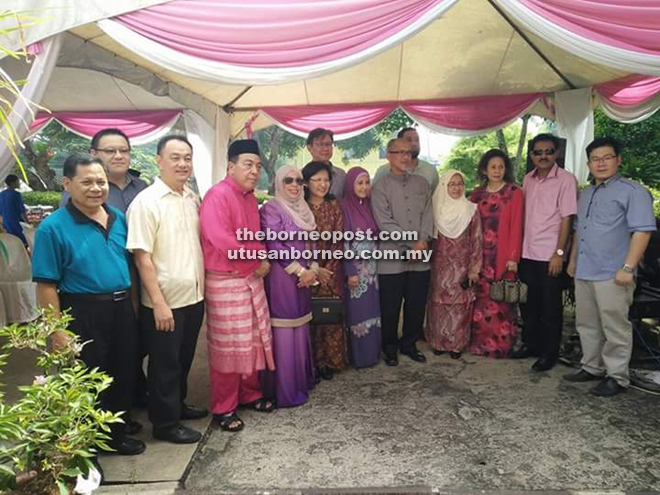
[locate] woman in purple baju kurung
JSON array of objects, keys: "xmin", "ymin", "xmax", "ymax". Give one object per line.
[
  {"xmin": 340, "ymin": 167, "xmax": 381, "ymax": 368},
  {"xmin": 260, "ymin": 165, "xmax": 318, "ymax": 407}
]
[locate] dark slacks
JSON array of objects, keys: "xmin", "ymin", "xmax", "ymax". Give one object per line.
[
  {"xmin": 60, "ymin": 294, "xmax": 137, "ymax": 440},
  {"xmin": 141, "ymin": 301, "xmax": 204, "ymax": 429},
  {"xmin": 518, "ymin": 258, "xmax": 564, "ymax": 361},
  {"xmin": 379, "ymin": 270, "xmax": 431, "ymax": 356}
]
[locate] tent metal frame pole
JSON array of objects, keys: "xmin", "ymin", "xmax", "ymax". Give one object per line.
[
  {"xmin": 224, "ymin": 86, "xmax": 253, "ymax": 112},
  {"xmin": 487, "ymin": 0, "xmax": 576, "ymax": 90}
]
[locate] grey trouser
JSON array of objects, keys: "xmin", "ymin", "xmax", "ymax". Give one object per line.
[{"xmin": 574, "ymin": 278, "xmax": 634, "ymax": 387}]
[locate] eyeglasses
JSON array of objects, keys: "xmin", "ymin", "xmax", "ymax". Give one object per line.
[
  {"xmin": 283, "ymin": 177, "xmax": 304, "ymax": 185},
  {"xmin": 313, "ymin": 141, "xmax": 333, "ymax": 148},
  {"xmin": 531, "ymin": 148, "xmax": 556, "ymax": 157},
  {"xmin": 589, "ymin": 154, "xmax": 617, "ymax": 164},
  {"xmin": 388, "ymin": 150, "xmax": 413, "ymax": 156},
  {"xmin": 95, "ymin": 147, "xmax": 131, "ymax": 156}
]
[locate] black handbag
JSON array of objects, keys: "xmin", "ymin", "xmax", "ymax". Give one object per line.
[{"xmin": 311, "ymin": 297, "xmax": 344, "ymax": 325}]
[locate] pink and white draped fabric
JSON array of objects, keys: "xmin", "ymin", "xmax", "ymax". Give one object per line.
[
  {"xmin": 28, "ymin": 110, "xmax": 182, "ymax": 144},
  {"xmin": 494, "ymin": 0, "xmax": 660, "ymax": 75},
  {"xmin": 98, "ymin": 0, "xmax": 458, "ymax": 84},
  {"xmin": 263, "ymin": 93, "xmax": 542, "ymax": 138},
  {"xmin": 594, "ymin": 74, "xmax": 660, "ymax": 123}
]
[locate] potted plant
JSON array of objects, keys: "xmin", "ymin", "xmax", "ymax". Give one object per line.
[{"xmin": 0, "ymin": 308, "xmax": 122, "ymax": 494}]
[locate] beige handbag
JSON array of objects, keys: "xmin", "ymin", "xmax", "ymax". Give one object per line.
[{"xmin": 489, "ymin": 275, "xmax": 528, "ymax": 304}]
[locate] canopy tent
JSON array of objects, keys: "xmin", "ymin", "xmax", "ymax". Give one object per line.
[{"xmin": 2, "ymin": 0, "xmax": 660, "ymax": 194}]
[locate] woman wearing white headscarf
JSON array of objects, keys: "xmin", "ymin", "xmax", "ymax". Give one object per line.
[
  {"xmin": 260, "ymin": 165, "xmax": 318, "ymax": 407},
  {"xmin": 426, "ymin": 170, "xmax": 483, "ymax": 359}
]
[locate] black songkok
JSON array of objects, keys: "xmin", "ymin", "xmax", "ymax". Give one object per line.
[{"xmin": 228, "ymin": 139, "xmax": 260, "ymax": 160}]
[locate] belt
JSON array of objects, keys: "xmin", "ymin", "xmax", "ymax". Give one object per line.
[{"xmin": 60, "ymin": 290, "xmax": 130, "ymax": 302}]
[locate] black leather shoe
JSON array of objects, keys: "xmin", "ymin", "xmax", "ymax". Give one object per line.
[
  {"xmin": 449, "ymin": 351, "xmax": 462, "ymax": 360},
  {"xmin": 125, "ymin": 417, "xmax": 143, "ymax": 435},
  {"xmin": 384, "ymin": 354, "xmax": 398, "ymax": 366},
  {"xmin": 153, "ymin": 423, "xmax": 202, "ymax": 444},
  {"xmin": 318, "ymin": 366, "xmax": 334, "ymax": 380},
  {"xmin": 563, "ymin": 369, "xmax": 602, "ymax": 382},
  {"xmin": 401, "ymin": 348, "xmax": 426, "ymax": 363},
  {"xmin": 433, "ymin": 349, "xmax": 444, "ymax": 356},
  {"xmin": 532, "ymin": 357, "xmax": 556, "ymax": 372},
  {"xmin": 590, "ymin": 377, "xmax": 626, "ymax": 397},
  {"xmin": 106, "ymin": 436, "xmax": 146, "ymax": 456},
  {"xmin": 511, "ymin": 345, "xmax": 539, "ymax": 359},
  {"xmin": 181, "ymin": 404, "xmax": 209, "ymax": 420}
]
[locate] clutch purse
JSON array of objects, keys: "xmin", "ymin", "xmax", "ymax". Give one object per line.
[
  {"xmin": 311, "ymin": 297, "xmax": 344, "ymax": 325},
  {"xmin": 489, "ymin": 276, "xmax": 528, "ymax": 304}
]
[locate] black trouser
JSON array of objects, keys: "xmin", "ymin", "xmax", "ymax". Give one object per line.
[
  {"xmin": 60, "ymin": 294, "xmax": 137, "ymax": 440},
  {"xmin": 518, "ymin": 258, "xmax": 564, "ymax": 361},
  {"xmin": 141, "ymin": 301, "xmax": 204, "ymax": 429},
  {"xmin": 379, "ymin": 270, "xmax": 431, "ymax": 356}
]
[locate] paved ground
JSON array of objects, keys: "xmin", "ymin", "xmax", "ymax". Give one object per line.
[{"xmin": 183, "ymin": 343, "xmax": 660, "ymax": 494}]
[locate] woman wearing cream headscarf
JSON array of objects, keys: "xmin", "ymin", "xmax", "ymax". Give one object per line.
[{"xmin": 426, "ymin": 170, "xmax": 483, "ymax": 359}]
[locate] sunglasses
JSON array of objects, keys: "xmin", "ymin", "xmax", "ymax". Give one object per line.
[
  {"xmin": 531, "ymin": 148, "xmax": 556, "ymax": 157},
  {"xmin": 283, "ymin": 177, "xmax": 304, "ymax": 185}
]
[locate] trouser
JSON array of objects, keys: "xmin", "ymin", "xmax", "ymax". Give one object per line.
[
  {"xmin": 575, "ymin": 278, "xmax": 634, "ymax": 387},
  {"xmin": 141, "ymin": 301, "xmax": 204, "ymax": 429},
  {"xmin": 379, "ymin": 270, "xmax": 431, "ymax": 356},
  {"xmin": 60, "ymin": 294, "xmax": 137, "ymax": 440},
  {"xmin": 209, "ymin": 369, "xmax": 262, "ymax": 415},
  {"xmin": 518, "ymin": 258, "xmax": 564, "ymax": 361}
]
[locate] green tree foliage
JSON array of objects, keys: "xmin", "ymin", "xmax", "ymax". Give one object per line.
[
  {"xmin": 593, "ymin": 108, "xmax": 660, "ymax": 187},
  {"xmin": 443, "ymin": 119, "xmax": 532, "ymax": 192}
]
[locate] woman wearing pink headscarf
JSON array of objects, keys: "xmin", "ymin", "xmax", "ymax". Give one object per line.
[{"xmin": 340, "ymin": 167, "xmax": 381, "ymax": 368}]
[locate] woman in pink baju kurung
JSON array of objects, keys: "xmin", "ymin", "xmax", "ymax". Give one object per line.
[{"xmin": 426, "ymin": 170, "xmax": 483, "ymax": 359}]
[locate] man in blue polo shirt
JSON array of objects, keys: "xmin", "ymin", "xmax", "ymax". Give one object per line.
[
  {"xmin": 32, "ymin": 153, "xmax": 145, "ymax": 455},
  {"xmin": 566, "ymin": 137, "xmax": 656, "ymax": 396}
]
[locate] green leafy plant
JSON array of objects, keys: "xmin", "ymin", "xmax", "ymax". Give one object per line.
[
  {"xmin": 0, "ymin": 308, "xmax": 122, "ymax": 494},
  {"xmin": 21, "ymin": 191, "xmax": 62, "ymax": 209},
  {"xmin": 254, "ymin": 191, "xmax": 273, "ymax": 205}
]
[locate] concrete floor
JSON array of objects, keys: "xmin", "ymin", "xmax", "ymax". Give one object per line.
[{"xmin": 184, "ymin": 344, "xmax": 660, "ymax": 494}]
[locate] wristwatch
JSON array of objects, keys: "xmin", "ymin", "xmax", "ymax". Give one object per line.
[
  {"xmin": 555, "ymin": 249, "xmax": 565, "ymax": 257},
  {"xmin": 622, "ymin": 264, "xmax": 634, "ymax": 274}
]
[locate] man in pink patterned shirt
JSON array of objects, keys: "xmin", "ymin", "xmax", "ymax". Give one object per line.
[{"xmin": 515, "ymin": 133, "xmax": 578, "ymax": 372}]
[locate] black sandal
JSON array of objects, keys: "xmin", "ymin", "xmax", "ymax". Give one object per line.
[
  {"xmin": 245, "ymin": 398, "xmax": 276, "ymax": 413},
  {"xmin": 215, "ymin": 412, "xmax": 244, "ymax": 432}
]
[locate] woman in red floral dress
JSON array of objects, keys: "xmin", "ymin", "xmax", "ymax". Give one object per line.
[{"xmin": 469, "ymin": 149, "xmax": 523, "ymax": 358}]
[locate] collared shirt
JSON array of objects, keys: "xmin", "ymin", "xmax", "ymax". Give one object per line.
[
  {"xmin": 522, "ymin": 164, "xmax": 578, "ymax": 261},
  {"xmin": 32, "ymin": 202, "xmax": 131, "ymax": 293},
  {"xmin": 200, "ymin": 177, "xmax": 265, "ymax": 276},
  {"xmin": 126, "ymin": 177, "xmax": 204, "ymax": 309},
  {"xmin": 371, "ymin": 172, "xmax": 433, "ymax": 274},
  {"xmin": 59, "ymin": 171, "xmax": 148, "ymax": 213},
  {"xmin": 575, "ymin": 174, "xmax": 656, "ymax": 281},
  {"xmin": 329, "ymin": 164, "xmax": 347, "ymax": 199},
  {"xmin": 372, "ymin": 159, "xmax": 439, "ymax": 192}
]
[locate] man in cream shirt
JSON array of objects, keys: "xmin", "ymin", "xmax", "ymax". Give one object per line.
[{"xmin": 127, "ymin": 135, "xmax": 207, "ymax": 444}]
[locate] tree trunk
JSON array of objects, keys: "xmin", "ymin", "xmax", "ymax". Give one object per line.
[
  {"xmin": 255, "ymin": 127, "xmax": 284, "ymax": 195},
  {"xmin": 22, "ymin": 140, "xmax": 61, "ymax": 191},
  {"xmin": 496, "ymin": 129, "xmax": 509, "ymax": 156},
  {"xmin": 513, "ymin": 114, "xmax": 531, "ymax": 178}
]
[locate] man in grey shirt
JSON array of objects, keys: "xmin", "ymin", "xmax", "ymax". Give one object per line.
[
  {"xmin": 306, "ymin": 127, "xmax": 346, "ymax": 198},
  {"xmin": 373, "ymin": 127, "xmax": 439, "ymax": 192},
  {"xmin": 59, "ymin": 128, "xmax": 148, "ymax": 212},
  {"xmin": 371, "ymin": 138, "xmax": 434, "ymax": 366}
]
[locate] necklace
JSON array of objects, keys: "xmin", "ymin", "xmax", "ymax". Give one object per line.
[{"xmin": 487, "ymin": 182, "xmax": 505, "ymax": 193}]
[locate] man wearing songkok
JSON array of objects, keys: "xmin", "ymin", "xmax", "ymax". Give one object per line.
[
  {"xmin": 373, "ymin": 127, "xmax": 439, "ymax": 192},
  {"xmin": 127, "ymin": 135, "xmax": 208, "ymax": 444},
  {"xmin": 32, "ymin": 154, "xmax": 145, "ymax": 456},
  {"xmin": 306, "ymin": 127, "xmax": 346, "ymax": 198},
  {"xmin": 565, "ymin": 137, "xmax": 655, "ymax": 396},
  {"xmin": 199, "ymin": 139, "xmax": 276, "ymax": 432},
  {"xmin": 371, "ymin": 138, "xmax": 434, "ymax": 367}
]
